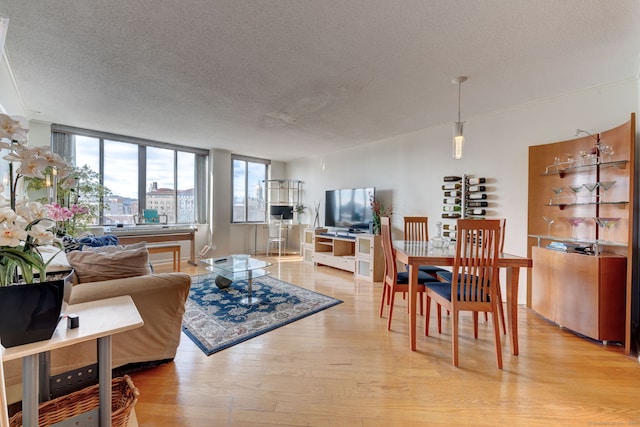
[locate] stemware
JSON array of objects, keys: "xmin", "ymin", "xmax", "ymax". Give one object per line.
[
  {"xmin": 593, "ymin": 217, "xmax": 620, "ymax": 242},
  {"xmin": 566, "ymin": 217, "xmax": 585, "ymax": 239},
  {"xmin": 598, "ymin": 181, "xmax": 616, "ymax": 201},
  {"xmin": 579, "ymin": 150, "xmax": 589, "ymax": 166},
  {"xmin": 582, "ymin": 182, "xmax": 599, "ymax": 202},
  {"xmin": 542, "ymin": 216, "xmax": 557, "ymax": 236},
  {"xmin": 568, "ymin": 184, "xmax": 584, "ymax": 202},
  {"xmin": 601, "ymin": 145, "xmax": 614, "ymax": 163},
  {"xmin": 550, "ymin": 187, "xmax": 564, "ymax": 204}
]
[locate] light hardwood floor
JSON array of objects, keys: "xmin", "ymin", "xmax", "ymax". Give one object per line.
[{"xmin": 132, "ymin": 257, "xmax": 640, "ymax": 426}]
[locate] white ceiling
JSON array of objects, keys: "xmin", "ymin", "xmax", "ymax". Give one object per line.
[{"xmin": 1, "ymin": 1, "xmax": 639, "ymax": 161}]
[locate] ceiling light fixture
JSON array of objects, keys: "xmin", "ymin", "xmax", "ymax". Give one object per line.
[{"xmin": 452, "ymin": 76, "xmax": 468, "ymax": 160}]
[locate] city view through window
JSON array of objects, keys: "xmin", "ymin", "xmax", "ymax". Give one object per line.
[{"xmin": 72, "ymin": 135, "xmax": 197, "ymax": 225}]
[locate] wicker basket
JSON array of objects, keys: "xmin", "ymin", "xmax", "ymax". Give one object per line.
[{"xmin": 9, "ymin": 375, "xmax": 139, "ymax": 427}]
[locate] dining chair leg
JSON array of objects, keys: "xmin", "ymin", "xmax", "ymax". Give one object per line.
[
  {"xmin": 425, "ymin": 296, "xmax": 432, "ymax": 336},
  {"xmin": 379, "ymin": 284, "xmax": 389, "ymax": 318},
  {"xmin": 473, "ymin": 312, "xmax": 479, "ymax": 339},
  {"xmin": 387, "ymin": 290, "xmax": 397, "ymax": 331},
  {"xmin": 452, "ymin": 309, "xmax": 460, "ymax": 367},
  {"xmin": 497, "ymin": 288, "xmax": 507, "ymax": 335},
  {"xmin": 492, "ymin": 309, "xmax": 503, "ymax": 369},
  {"xmin": 436, "ymin": 304, "xmax": 442, "ymax": 334}
]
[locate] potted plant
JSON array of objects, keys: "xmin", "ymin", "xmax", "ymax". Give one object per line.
[
  {"xmin": 294, "ymin": 204, "xmax": 306, "ymax": 224},
  {"xmin": 369, "ymin": 194, "xmax": 392, "ymax": 235},
  {"xmin": 0, "ymin": 113, "xmax": 73, "ymax": 347}
]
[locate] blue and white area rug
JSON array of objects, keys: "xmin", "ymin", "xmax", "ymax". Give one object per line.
[{"xmin": 182, "ymin": 274, "xmax": 343, "ymax": 355}]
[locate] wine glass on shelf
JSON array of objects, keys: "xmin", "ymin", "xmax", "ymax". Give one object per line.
[
  {"xmin": 582, "ymin": 182, "xmax": 599, "ymax": 203},
  {"xmin": 579, "ymin": 150, "xmax": 589, "ymax": 166},
  {"xmin": 593, "ymin": 217, "xmax": 620, "ymax": 242},
  {"xmin": 568, "ymin": 184, "xmax": 584, "ymax": 203},
  {"xmin": 598, "ymin": 181, "xmax": 616, "ymax": 201},
  {"xmin": 601, "ymin": 145, "xmax": 614, "ymax": 163},
  {"xmin": 542, "ymin": 216, "xmax": 557, "ymax": 236},
  {"xmin": 550, "ymin": 186, "xmax": 563, "ymax": 204},
  {"xmin": 566, "ymin": 217, "xmax": 585, "ymax": 239},
  {"xmin": 566, "ymin": 153, "xmax": 574, "ymax": 167}
]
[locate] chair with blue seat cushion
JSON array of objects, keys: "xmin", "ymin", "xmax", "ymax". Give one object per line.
[
  {"xmin": 379, "ymin": 217, "xmax": 441, "ymax": 331},
  {"xmin": 435, "ymin": 218, "xmax": 507, "ymax": 336},
  {"xmin": 403, "ymin": 216, "xmax": 448, "ymax": 278},
  {"xmin": 425, "ymin": 219, "xmax": 503, "ymax": 369}
]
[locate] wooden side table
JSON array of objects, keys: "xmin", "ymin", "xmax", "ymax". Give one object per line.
[{"xmin": 1, "ymin": 295, "xmax": 143, "ymax": 427}]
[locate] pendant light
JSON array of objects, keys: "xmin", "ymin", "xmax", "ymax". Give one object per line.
[{"xmin": 452, "ymin": 76, "xmax": 468, "ymax": 160}]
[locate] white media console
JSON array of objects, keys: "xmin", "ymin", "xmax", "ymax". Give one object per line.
[{"xmin": 302, "ymin": 228, "xmax": 383, "ymax": 282}]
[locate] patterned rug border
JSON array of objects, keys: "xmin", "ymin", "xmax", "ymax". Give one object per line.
[{"xmin": 182, "ymin": 274, "xmax": 343, "ymax": 355}]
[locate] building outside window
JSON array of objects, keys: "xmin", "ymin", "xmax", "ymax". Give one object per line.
[
  {"xmin": 51, "ymin": 125, "xmax": 208, "ymax": 225},
  {"xmin": 232, "ymin": 155, "xmax": 268, "ymax": 223}
]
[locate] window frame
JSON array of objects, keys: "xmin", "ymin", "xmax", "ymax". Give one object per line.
[
  {"xmin": 50, "ymin": 124, "xmax": 208, "ymax": 225},
  {"xmin": 231, "ymin": 154, "xmax": 269, "ymax": 224}
]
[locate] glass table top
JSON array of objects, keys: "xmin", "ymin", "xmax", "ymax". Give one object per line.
[{"xmin": 200, "ymin": 255, "xmax": 272, "ymax": 282}]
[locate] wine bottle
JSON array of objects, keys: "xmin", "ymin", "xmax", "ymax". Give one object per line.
[
  {"xmin": 468, "ymin": 177, "xmax": 486, "ymax": 185},
  {"xmin": 443, "ymin": 190, "xmax": 461, "ymax": 197},
  {"xmin": 443, "ymin": 205, "xmax": 461, "ymax": 212},
  {"xmin": 442, "ymin": 183, "xmax": 462, "ymax": 190},
  {"xmin": 468, "ymin": 193, "xmax": 487, "ymax": 200},
  {"xmin": 466, "ymin": 208, "xmax": 486, "ymax": 216},
  {"xmin": 466, "ymin": 201, "xmax": 488, "ymax": 208},
  {"xmin": 443, "ymin": 176, "xmax": 462, "ymax": 182},
  {"xmin": 467, "ymin": 185, "xmax": 486, "ymax": 192},
  {"xmin": 443, "ymin": 230, "xmax": 457, "ymax": 238},
  {"xmin": 443, "ymin": 224, "xmax": 457, "ymax": 230},
  {"xmin": 443, "ymin": 197, "xmax": 461, "ymax": 205},
  {"xmin": 442, "ymin": 213, "xmax": 461, "ymax": 219}
]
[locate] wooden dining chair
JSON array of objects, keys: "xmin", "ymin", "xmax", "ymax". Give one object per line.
[
  {"xmin": 403, "ymin": 216, "xmax": 448, "ymax": 278},
  {"xmin": 379, "ymin": 217, "xmax": 440, "ymax": 330},
  {"xmin": 425, "ymin": 219, "xmax": 504, "ymax": 369}
]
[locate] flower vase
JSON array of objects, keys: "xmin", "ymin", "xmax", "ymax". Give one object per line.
[{"xmin": 0, "ymin": 270, "xmax": 73, "ymax": 348}]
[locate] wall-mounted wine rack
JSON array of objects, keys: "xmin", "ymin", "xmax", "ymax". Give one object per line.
[{"xmin": 441, "ymin": 174, "xmax": 490, "ymax": 239}]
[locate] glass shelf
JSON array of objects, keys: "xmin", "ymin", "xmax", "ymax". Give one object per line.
[
  {"xmin": 542, "ymin": 159, "xmax": 628, "ymax": 177},
  {"xmin": 546, "ymin": 200, "xmax": 628, "ymax": 209},
  {"xmin": 528, "ymin": 234, "xmax": 627, "ymax": 255}
]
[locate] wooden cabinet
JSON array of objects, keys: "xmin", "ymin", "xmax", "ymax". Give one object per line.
[
  {"xmin": 531, "ymin": 247, "xmax": 626, "ymax": 342},
  {"xmin": 527, "ymin": 114, "xmax": 635, "ymax": 349},
  {"xmin": 354, "ymin": 234, "xmax": 384, "ymax": 282}
]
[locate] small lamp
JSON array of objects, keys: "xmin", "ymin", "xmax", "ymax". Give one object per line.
[{"xmin": 452, "ymin": 76, "xmax": 468, "ymax": 160}]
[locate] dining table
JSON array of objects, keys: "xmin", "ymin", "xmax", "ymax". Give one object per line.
[{"xmin": 393, "ymin": 240, "xmax": 533, "ymax": 355}]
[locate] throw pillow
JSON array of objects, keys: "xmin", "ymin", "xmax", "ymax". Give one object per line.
[{"xmin": 66, "ymin": 246, "xmax": 152, "ymax": 283}]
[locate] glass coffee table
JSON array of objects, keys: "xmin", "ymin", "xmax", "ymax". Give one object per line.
[{"xmin": 201, "ymin": 255, "xmax": 272, "ymax": 304}]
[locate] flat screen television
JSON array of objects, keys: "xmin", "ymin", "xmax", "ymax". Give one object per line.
[
  {"xmin": 325, "ymin": 187, "xmax": 375, "ymax": 229},
  {"xmin": 270, "ymin": 205, "xmax": 294, "ymax": 220}
]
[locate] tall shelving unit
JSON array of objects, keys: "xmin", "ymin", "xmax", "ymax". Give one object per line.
[
  {"xmin": 262, "ymin": 179, "xmax": 303, "ymax": 254},
  {"xmin": 263, "ymin": 179, "xmax": 303, "ymax": 223}
]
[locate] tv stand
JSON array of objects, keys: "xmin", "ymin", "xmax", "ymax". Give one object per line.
[{"xmin": 308, "ymin": 228, "xmax": 383, "ymax": 281}]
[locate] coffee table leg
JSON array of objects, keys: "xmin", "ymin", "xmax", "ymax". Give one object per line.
[{"xmin": 241, "ymin": 272, "xmax": 260, "ymax": 305}]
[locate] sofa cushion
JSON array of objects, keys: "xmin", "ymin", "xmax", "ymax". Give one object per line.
[{"xmin": 67, "ymin": 246, "xmax": 152, "ymax": 283}]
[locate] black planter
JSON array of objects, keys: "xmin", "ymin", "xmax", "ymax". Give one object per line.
[{"xmin": 0, "ymin": 270, "xmax": 73, "ymax": 348}]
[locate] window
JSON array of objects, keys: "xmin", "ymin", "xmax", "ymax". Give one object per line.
[
  {"xmin": 51, "ymin": 125, "xmax": 208, "ymax": 225},
  {"xmin": 232, "ymin": 155, "xmax": 268, "ymax": 223}
]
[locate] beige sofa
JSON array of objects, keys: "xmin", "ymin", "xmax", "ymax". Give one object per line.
[{"xmin": 3, "ymin": 269, "xmax": 191, "ymax": 401}]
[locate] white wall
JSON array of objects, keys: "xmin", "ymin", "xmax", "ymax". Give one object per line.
[{"xmin": 287, "ymin": 78, "xmax": 639, "ymax": 304}]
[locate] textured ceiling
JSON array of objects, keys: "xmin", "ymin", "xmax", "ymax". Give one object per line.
[{"xmin": 0, "ymin": 0, "xmax": 639, "ymax": 161}]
